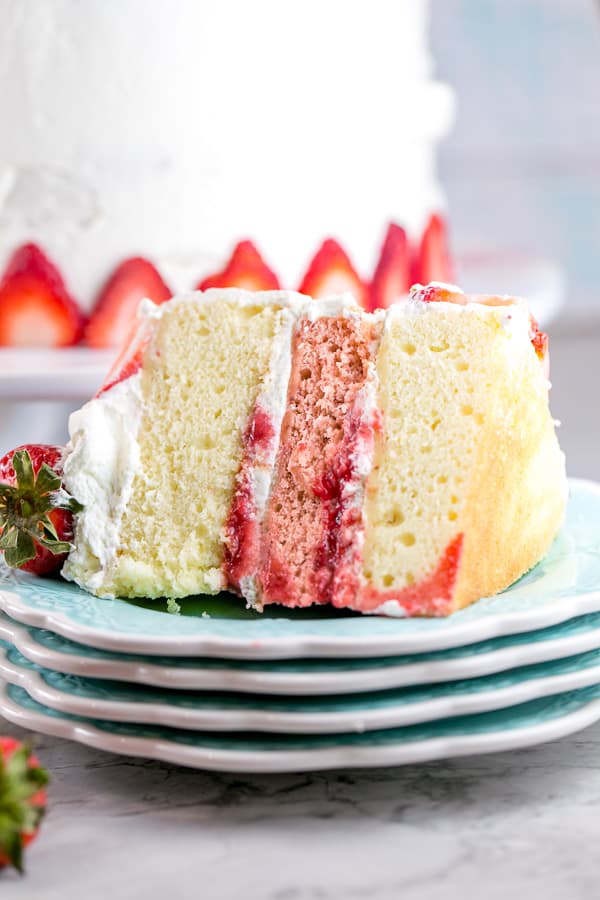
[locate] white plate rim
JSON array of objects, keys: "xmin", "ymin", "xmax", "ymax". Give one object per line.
[
  {"xmin": 0, "ymin": 679, "xmax": 598, "ymax": 773},
  {"xmin": 4, "ymin": 610, "xmax": 600, "ymax": 696}
]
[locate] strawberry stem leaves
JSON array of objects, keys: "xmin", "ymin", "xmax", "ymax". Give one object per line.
[
  {"xmin": 11, "ymin": 451, "xmax": 34, "ymax": 493},
  {"xmin": 0, "ymin": 449, "xmax": 83, "ymax": 569},
  {"xmin": 34, "ymin": 463, "xmax": 63, "ymax": 497},
  {"xmin": 3, "ymin": 533, "xmax": 36, "ymax": 569},
  {"xmin": 0, "ymin": 744, "xmax": 48, "ymax": 873}
]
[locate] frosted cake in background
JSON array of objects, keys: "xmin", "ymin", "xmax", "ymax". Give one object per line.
[
  {"xmin": 0, "ymin": 0, "xmax": 454, "ymax": 451},
  {"xmin": 0, "ymin": 0, "xmax": 453, "ymax": 305}
]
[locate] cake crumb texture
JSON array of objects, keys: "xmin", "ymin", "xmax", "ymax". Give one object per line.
[{"xmin": 259, "ymin": 315, "xmax": 376, "ymax": 607}]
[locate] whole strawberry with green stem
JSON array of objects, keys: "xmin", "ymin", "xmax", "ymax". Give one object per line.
[
  {"xmin": 0, "ymin": 737, "xmax": 49, "ymax": 873},
  {"xmin": 0, "ymin": 445, "xmax": 82, "ymax": 575}
]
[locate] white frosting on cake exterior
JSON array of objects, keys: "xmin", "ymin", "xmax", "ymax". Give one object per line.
[
  {"xmin": 0, "ymin": 0, "xmax": 453, "ymax": 306},
  {"xmin": 62, "ymin": 373, "xmax": 144, "ymax": 595}
]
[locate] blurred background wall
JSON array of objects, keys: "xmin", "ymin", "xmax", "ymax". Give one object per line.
[{"xmin": 432, "ymin": 0, "xmax": 600, "ymax": 323}]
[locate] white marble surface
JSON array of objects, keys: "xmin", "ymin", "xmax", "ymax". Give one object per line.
[
  {"xmin": 0, "ymin": 327, "xmax": 599, "ymax": 898},
  {"xmin": 2, "ymin": 719, "xmax": 600, "ymax": 899}
]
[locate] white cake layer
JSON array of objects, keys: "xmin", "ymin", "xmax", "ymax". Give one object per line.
[
  {"xmin": 62, "ymin": 289, "xmax": 307, "ymax": 598},
  {"xmin": 0, "ymin": 0, "xmax": 453, "ymax": 306}
]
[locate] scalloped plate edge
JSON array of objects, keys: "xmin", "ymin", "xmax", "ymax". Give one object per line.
[
  {"xmin": 3, "ymin": 585, "xmax": 600, "ymax": 661},
  {"xmin": 1, "ymin": 680, "xmax": 599, "ymax": 772},
  {"xmin": 5, "ymin": 641, "xmax": 600, "ymax": 735},
  {"xmin": 4, "ymin": 611, "xmax": 600, "ymax": 695}
]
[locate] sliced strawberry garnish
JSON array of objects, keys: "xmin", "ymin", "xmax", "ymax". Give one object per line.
[
  {"xmin": 411, "ymin": 283, "xmax": 466, "ymax": 304},
  {"xmin": 529, "ymin": 314, "xmax": 549, "ymax": 361},
  {"xmin": 414, "ymin": 213, "xmax": 454, "ymax": 285},
  {"xmin": 197, "ymin": 240, "xmax": 280, "ymax": 292},
  {"xmin": 85, "ymin": 257, "xmax": 171, "ymax": 348},
  {"xmin": 369, "ymin": 223, "xmax": 410, "ymax": 311},
  {"xmin": 96, "ymin": 314, "xmax": 156, "ymax": 397},
  {"xmin": 96, "ymin": 343, "xmax": 146, "ymax": 398},
  {"xmin": 298, "ymin": 239, "xmax": 368, "ymax": 308},
  {"xmin": 0, "ymin": 243, "xmax": 85, "ymax": 347}
]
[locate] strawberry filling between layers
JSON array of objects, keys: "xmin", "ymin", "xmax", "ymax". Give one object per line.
[
  {"xmin": 257, "ymin": 316, "xmax": 377, "ymax": 608},
  {"xmin": 353, "ymin": 533, "xmax": 464, "ymax": 616},
  {"xmin": 320, "ymin": 401, "xmax": 382, "ymax": 609},
  {"xmin": 224, "ymin": 406, "xmax": 276, "ymax": 592}
]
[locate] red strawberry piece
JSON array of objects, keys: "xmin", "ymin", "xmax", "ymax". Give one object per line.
[
  {"xmin": 0, "ymin": 737, "xmax": 49, "ymax": 873},
  {"xmin": 95, "ymin": 315, "xmax": 156, "ymax": 397},
  {"xmin": 0, "ymin": 445, "xmax": 82, "ymax": 576},
  {"xmin": 414, "ymin": 213, "xmax": 454, "ymax": 285},
  {"xmin": 0, "ymin": 243, "xmax": 85, "ymax": 347},
  {"xmin": 85, "ymin": 257, "xmax": 171, "ymax": 348},
  {"xmin": 298, "ymin": 239, "xmax": 368, "ymax": 309},
  {"xmin": 96, "ymin": 342, "xmax": 146, "ymax": 397},
  {"xmin": 411, "ymin": 283, "xmax": 466, "ymax": 304},
  {"xmin": 529, "ymin": 314, "xmax": 549, "ymax": 361},
  {"xmin": 197, "ymin": 240, "xmax": 280, "ymax": 292},
  {"xmin": 369, "ymin": 223, "xmax": 410, "ymax": 311}
]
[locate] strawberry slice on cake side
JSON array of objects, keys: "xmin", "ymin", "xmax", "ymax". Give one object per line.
[
  {"xmin": 298, "ymin": 239, "xmax": 369, "ymax": 309},
  {"xmin": 413, "ymin": 212, "xmax": 454, "ymax": 285},
  {"xmin": 196, "ymin": 240, "xmax": 281, "ymax": 291},
  {"xmin": 0, "ymin": 243, "xmax": 85, "ymax": 346},
  {"xmin": 369, "ymin": 223, "xmax": 411, "ymax": 311},
  {"xmin": 85, "ymin": 257, "xmax": 172, "ymax": 348}
]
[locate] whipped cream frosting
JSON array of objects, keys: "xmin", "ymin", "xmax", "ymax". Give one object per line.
[
  {"xmin": 236, "ymin": 304, "xmax": 299, "ymax": 604},
  {"xmin": 62, "ymin": 373, "xmax": 144, "ymax": 595}
]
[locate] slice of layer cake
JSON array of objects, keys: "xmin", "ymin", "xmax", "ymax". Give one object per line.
[
  {"xmin": 62, "ymin": 285, "xmax": 566, "ymax": 616},
  {"xmin": 63, "ymin": 290, "xmax": 301, "ymax": 599}
]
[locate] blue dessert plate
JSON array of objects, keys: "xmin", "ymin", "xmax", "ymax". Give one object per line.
[
  {"xmin": 0, "ymin": 478, "xmax": 597, "ymax": 660},
  {"xmin": 4, "ymin": 609, "xmax": 600, "ymax": 695},
  {"xmin": 2, "ymin": 678, "xmax": 600, "ymax": 772},
  {"xmin": 4, "ymin": 638, "xmax": 600, "ymax": 734}
]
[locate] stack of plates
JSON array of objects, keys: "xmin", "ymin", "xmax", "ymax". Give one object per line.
[{"xmin": 0, "ymin": 478, "xmax": 599, "ymax": 773}]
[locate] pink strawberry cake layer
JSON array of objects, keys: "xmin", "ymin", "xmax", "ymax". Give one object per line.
[
  {"xmin": 63, "ymin": 285, "xmax": 566, "ymax": 616},
  {"xmin": 257, "ymin": 307, "xmax": 380, "ymax": 609}
]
